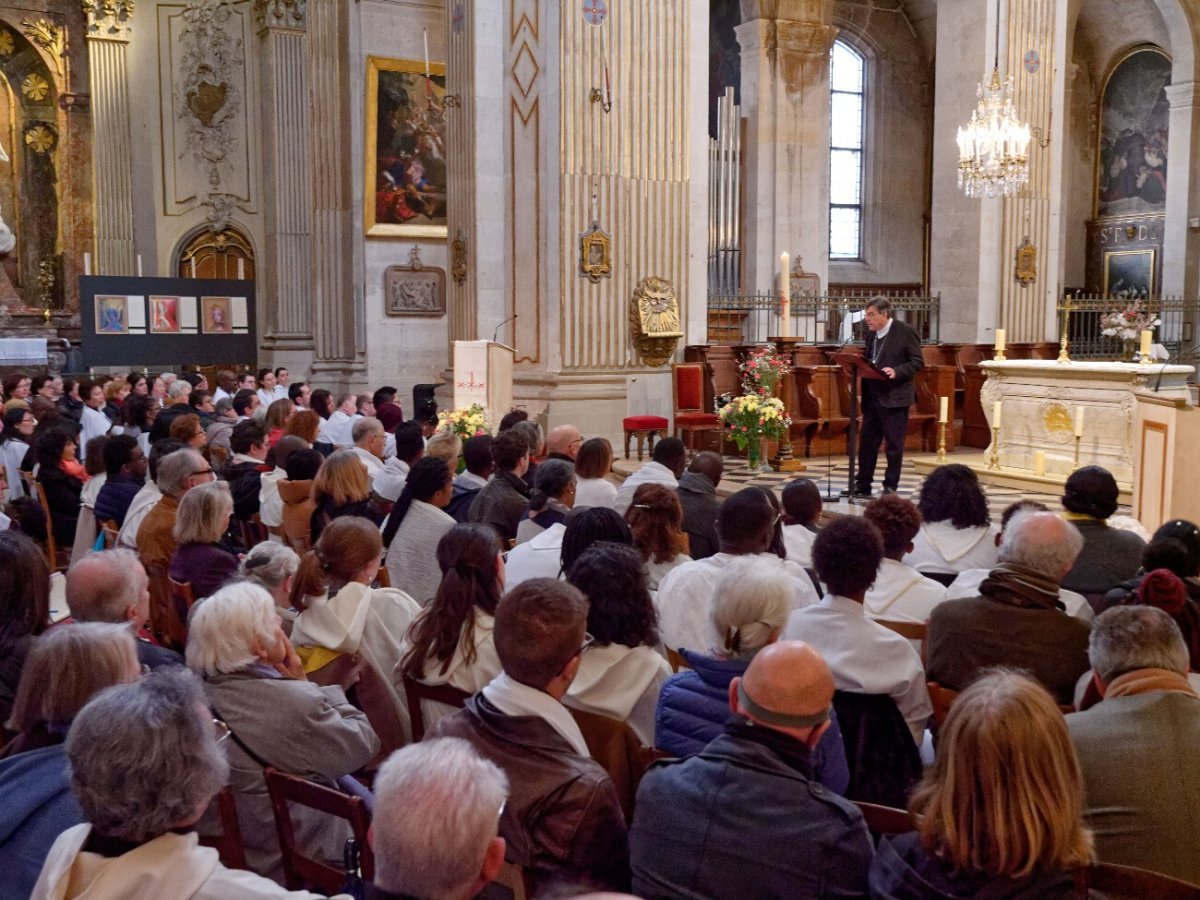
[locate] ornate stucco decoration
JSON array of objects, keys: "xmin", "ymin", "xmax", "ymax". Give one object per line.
[
  {"xmin": 82, "ymin": 0, "xmax": 135, "ymax": 41},
  {"xmin": 629, "ymin": 276, "xmax": 683, "ymax": 367},
  {"xmin": 254, "ymin": 0, "xmax": 306, "ymax": 32},
  {"xmin": 21, "ymin": 19, "xmax": 66, "ymax": 77},
  {"xmin": 176, "ymin": 0, "xmax": 244, "ymax": 231},
  {"xmin": 1015, "ymin": 236, "xmax": 1037, "ymax": 286}
]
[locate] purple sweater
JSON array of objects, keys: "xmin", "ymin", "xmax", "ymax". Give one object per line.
[{"xmin": 168, "ymin": 542, "xmax": 240, "ymax": 600}]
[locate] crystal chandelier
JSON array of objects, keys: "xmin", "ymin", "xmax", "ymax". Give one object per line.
[{"xmin": 956, "ymin": 2, "xmax": 1031, "ymax": 200}]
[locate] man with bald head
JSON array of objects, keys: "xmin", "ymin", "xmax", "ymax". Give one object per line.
[
  {"xmin": 927, "ymin": 509, "xmax": 1092, "ymax": 705},
  {"xmin": 630, "ymin": 641, "xmax": 873, "ymax": 898},
  {"xmin": 545, "ymin": 424, "xmax": 583, "ymax": 462}
]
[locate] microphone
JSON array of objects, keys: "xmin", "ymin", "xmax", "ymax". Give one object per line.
[
  {"xmin": 493, "ymin": 314, "xmax": 518, "ymax": 344},
  {"xmin": 1152, "ymin": 342, "xmax": 1200, "ymax": 392}
]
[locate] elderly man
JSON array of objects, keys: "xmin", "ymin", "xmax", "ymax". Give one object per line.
[
  {"xmin": 1066, "ymin": 606, "xmax": 1200, "ymax": 885},
  {"xmin": 613, "ymin": 436, "xmax": 688, "ymax": 517},
  {"xmin": 631, "ymin": 641, "xmax": 873, "ymax": 898},
  {"xmin": 676, "ymin": 451, "xmax": 723, "ymax": 561},
  {"xmin": 658, "ymin": 487, "xmax": 819, "ymax": 654},
  {"xmin": 430, "ymin": 579, "xmax": 629, "ymax": 891},
  {"xmin": 783, "ymin": 515, "xmax": 932, "ymax": 745},
  {"xmin": 66, "ymin": 548, "xmax": 181, "ymax": 669},
  {"xmin": 927, "ymin": 510, "xmax": 1092, "ymax": 705},
  {"xmin": 468, "ymin": 429, "xmax": 532, "ymax": 543},
  {"xmin": 348, "ymin": 416, "xmax": 386, "ymax": 480},
  {"xmin": 545, "ymin": 424, "xmax": 583, "ymax": 462},
  {"xmin": 370, "ymin": 738, "xmax": 508, "ymax": 900},
  {"xmin": 135, "ymin": 448, "xmax": 214, "ymax": 570},
  {"xmin": 149, "ymin": 379, "xmax": 194, "ymax": 443}
]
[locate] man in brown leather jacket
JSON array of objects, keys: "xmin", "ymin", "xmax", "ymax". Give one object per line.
[{"xmin": 430, "ymin": 578, "xmax": 630, "ymax": 891}]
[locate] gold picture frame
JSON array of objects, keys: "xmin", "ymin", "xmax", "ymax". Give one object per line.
[
  {"xmin": 1015, "ymin": 237, "xmax": 1037, "ymax": 286},
  {"xmin": 579, "ymin": 223, "xmax": 612, "ymax": 283},
  {"xmin": 1103, "ymin": 248, "xmax": 1156, "ymax": 299},
  {"xmin": 365, "ymin": 55, "xmax": 448, "ymax": 238}
]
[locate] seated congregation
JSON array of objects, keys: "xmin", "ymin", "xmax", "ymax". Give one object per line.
[{"xmin": 1, "ymin": 368, "xmax": 1199, "ymax": 899}]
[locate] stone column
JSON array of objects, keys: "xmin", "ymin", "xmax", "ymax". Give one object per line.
[
  {"xmin": 736, "ymin": 0, "xmax": 837, "ymax": 305},
  {"xmin": 82, "ymin": 0, "xmax": 136, "ymax": 276},
  {"xmin": 255, "ymin": 0, "xmax": 313, "ymax": 350},
  {"xmin": 1163, "ymin": 82, "xmax": 1200, "ymax": 298},
  {"xmin": 307, "ymin": 0, "xmax": 359, "ymax": 377}
]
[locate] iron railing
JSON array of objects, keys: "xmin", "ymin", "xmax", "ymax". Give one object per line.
[
  {"xmin": 706, "ymin": 291, "xmax": 941, "ymax": 345},
  {"xmin": 1058, "ymin": 293, "xmax": 1200, "ymax": 360}
]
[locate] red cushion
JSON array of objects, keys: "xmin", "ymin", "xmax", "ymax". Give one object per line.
[
  {"xmin": 623, "ymin": 415, "xmax": 669, "ymax": 430},
  {"xmin": 675, "ymin": 412, "xmax": 720, "ymax": 426},
  {"xmin": 675, "ymin": 366, "xmax": 705, "ymax": 410}
]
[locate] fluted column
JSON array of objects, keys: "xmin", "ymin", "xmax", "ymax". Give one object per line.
[
  {"xmin": 82, "ymin": 0, "xmax": 136, "ymax": 275},
  {"xmin": 736, "ymin": 1, "xmax": 837, "ymax": 304},
  {"xmin": 256, "ymin": 0, "xmax": 313, "ymax": 349},
  {"xmin": 308, "ymin": 0, "xmax": 358, "ymax": 372},
  {"xmin": 1163, "ymin": 82, "xmax": 1200, "ymax": 297}
]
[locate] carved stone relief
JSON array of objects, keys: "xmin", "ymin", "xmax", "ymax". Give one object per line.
[
  {"xmin": 254, "ymin": 0, "xmax": 306, "ymax": 32},
  {"xmin": 83, "ymin": 0, "xmax": 135, "ymax": 40}
]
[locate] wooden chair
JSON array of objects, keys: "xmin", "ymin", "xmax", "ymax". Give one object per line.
[
  {"xmin": 264, "ymin": 767, "xmax": 373, "ymax": 895},
  {"xmin": 665, "ymin": 647, "xmax": 691, "ymax": 673},
  {"xmin": 199, "ymin": 786, "xmax": 248, "ymax": 870},
  {"xmin": 144, "ymin": 563, "xmax": 187, "ymax": 652},
  {"xmin": 403, "ymin": 675, "xmax": 470, "ymax": 742},
  {"xmin": 853, "ymin": 800, "xmax": 916, "ymax": 838},
  {"xmin": 927, "ymin": 681, "xmax": 959, "ymax": 730},
  {"xmin": 671, "ymin": 363, "xmax": 721, "ymax": 455},
  {"xmin": 1072, "ymin": 862, "xmax": 1200, "ymax": 899},
  {"xmin": 622, "ymin": 415, "xmax": 669, "ymax": 461},
  {"xmin": 374, "ymin": 566, "xmax": 391, "ymax": 589},
  {"xmin": 306, "ymin": 653, "xmax": 364, "ymax": 695},
  {"xmin": 567, "ymin": 706, "xmax": 657, "ymax": 821},
  {"xmin": 33, "ymin": 481, "xmax": 68, "ymax": 572},
  {"xmin": 875, "ymin": 619, "xmax": 928, "ymax": 664},
  {"xmin": 168, "ymin": 576, "xmax": 196, "ymax": 635},
  {"xmin": 100, "ymin": 518, "xmax": 120, "ymax": 549},
  {"xmin": 208, "ymin": 445, "xmax": 229, "ymax": 470},
  {"xmin": 239, "ymin": 513, "xmax": 269, "ymax": 550}
]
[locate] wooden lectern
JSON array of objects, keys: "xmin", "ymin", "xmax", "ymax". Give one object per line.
[
  {"xmin": 452, "ymin": 340, "xmax": 514, "ymax": 423},
  {"xmin": 1132, "ymin": 389, "xmax": 1200, "ymax": 530}
]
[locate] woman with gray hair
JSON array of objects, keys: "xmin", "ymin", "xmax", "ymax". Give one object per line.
[
  {"xmin": 31, "ymin": 668, "xmax": 338, "ymax": 898},
  {"xmin": 239, "ymin": 542, "xmax": 301, "ymax": 633},
  {"xmin": 169, "ymin": 480, "xmax": 239, "ymax": 600},
  {"xmin": 653, "ymin": 558, "xmax": 850, "ymax": 793},
  {"xmin": 187, "ymin": 581, "xmax": 379, "ymax": 882}
]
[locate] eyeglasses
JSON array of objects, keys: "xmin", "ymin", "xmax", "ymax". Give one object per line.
[
  {"xmin": 575, "ymin": 632, "xmax": 595, "ymax": 658},
  {"xmin": 569, "ymin": 438, "xmax": 583, "ymax": 448},
  {"xmin": 192, "ymin": 467, "xmax": 216, "ymax": 480},
  {"xmin": 212, "ymin": 718, "xmax": 231, "ymax": 745}
]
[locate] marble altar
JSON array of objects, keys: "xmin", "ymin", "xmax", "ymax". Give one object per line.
[{"xmin": 979, "ymin": 360, "xmax": 1195, "ymax": 486}]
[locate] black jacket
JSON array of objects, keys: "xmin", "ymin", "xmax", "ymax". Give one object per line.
[
  {"xmin": 863, "ymin": 319, "xmax": 924, "ymax": 409},
  {"xmin": 36, "ymin": 466, "xmax": 82, "ymax": 547},
  {"xmin": 677, "ymin": 471, "xmax": 721, "ymax": 560},
  {"xmin": 223, "ymin": 460, "xmax": 264, "ymax": 521}
]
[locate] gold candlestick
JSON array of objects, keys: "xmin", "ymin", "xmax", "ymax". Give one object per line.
[
  {"xmin": 936, "ymin": 421, "xmax": 948, "ymax": 464},
  {"xmin": 1073, "ymin": 434, "xmax": 1082, "ymax": 471},
  {"xmin": 1057, "ymin": 299, "xmax": 1072, "ymax": 364},
  {"xmin": 987, "ymin": 426, "xmax": 1000, "ymax": 471}
]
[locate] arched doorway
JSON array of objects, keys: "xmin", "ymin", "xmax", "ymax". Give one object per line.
[{"xmin": 177, "ymin": 226, "xmax": 255, "ymax": 280}]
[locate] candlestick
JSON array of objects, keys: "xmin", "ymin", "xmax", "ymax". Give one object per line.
[
  {"xmin": 423, "ymin": 29, "xmax": 431, "ymax": 100},
  {"xmin": 1073, "ymin": 406, "xmax": 1084, "ymax": 438},
  {"xmin": 994, "ymin": 328, "xmax": 1006, "ymax": 362},
  {"xmin": 780, "ymin": 252, "xmax": 790, "ymax": 338},
  {"xmin": 939, "ymin": 396, "xmax": 949, "ymax": 424},
  {"xmin": 992, "ymin": 400, "xmax": 1002, "ymax": 430},
  {"xmin": 1058, "ymin": 298, "xmax": 1072, "ymax": 364},
  {"xmin": 190, "ymin": 258, "xmax": 197, "ymax": 278},
  {"xmin": 936, "ymin": 421, "xmax": 947, "ymax": 464},
  {"xmin": 83, "ymin": 252, "xmax": 91, "ymax": 276},
  {"xmin": 1073, "ymin": 434, "xmax": 1082, "ymax": 471},
  {"xmin": 237, "ymin": 258, "xmax": 245, "ymax": 280},
  {"xmin": 1033, "ymin": 450, "xmax": 1046, "ymax": 476},
  {"xmin": 1139, "ymin": 329, "xmax": 1152, "ymax": 365},
  {"xmin": 987, "ymin": 426, "xmax": 1000, "ymax": 471},
  {"xmin": 136, "ymin": 255, "xmax": 142, "ymax": 277}
]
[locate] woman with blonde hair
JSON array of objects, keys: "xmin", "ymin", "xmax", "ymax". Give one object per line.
[
  {"xmin": 169, "ymin": 480, "xmax": 239, "ymax": 599},
  {"xmin": 626, "ymin": 483, "xmax": 691, "ymax": 590},
  {"xmin": 871, "ymin": 670, "xmax": 1093, "ymax": 896},
  {"xmin": 573, "ymin": 437, "xmax": 617, "ymax": 508},
  {"xmin": 290, "ymin": 516, "xmax": 419, "ymax": 726},
  {"xmin": 309, "ymin": 448, "xmax": 384, "ymax": 543},
  {"xmin": 423, "ymin": 430, "xmax": 462, "ymax": 467}
]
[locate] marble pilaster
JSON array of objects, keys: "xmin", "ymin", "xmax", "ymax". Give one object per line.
[{"xmin": 1163, "ymin": 82, "xmax": 1200, "ymax": 298}]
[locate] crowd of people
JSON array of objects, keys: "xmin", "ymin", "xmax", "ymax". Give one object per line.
[{"xmin": 0, "ymin": 365, "xmax": 1197, "ymax": 899}]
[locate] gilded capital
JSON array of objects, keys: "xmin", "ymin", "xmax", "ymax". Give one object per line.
[
  {"xmin": 82, "ymin": 0, "xmax": 134, "ymax": 41},
  {"xmin": 255, "ymin": 0, "xmax": 307, "ymax": 32},
  {"xmin": 776, "ymin": 20, "xmax": 838, "ymax": 58}
]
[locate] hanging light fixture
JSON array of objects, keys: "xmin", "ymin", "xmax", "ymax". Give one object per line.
[{"xmin": 956, "ymin": 1, "xmax": 1031, "ymax": 199}]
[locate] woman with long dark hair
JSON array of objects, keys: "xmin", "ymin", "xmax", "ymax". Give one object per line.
[
  {"xmin": 34, "ymin": 426, "xmax": 85, "ymax": 548},
  {"xmin": 382, "ymin": 456, "xmax": 455, "ymax": 605}
]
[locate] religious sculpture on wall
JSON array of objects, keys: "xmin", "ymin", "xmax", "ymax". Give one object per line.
[
  {"xmin": 629, "ymin": 275, "xmax": 682, "ymax": 367},
  {"xmin": 1096, "ymin": 47, "xmax": 1170, "ymax": 219},
  {"xmin": 384, "ymin": 245, "xmax": 445, "ymax": 316}
]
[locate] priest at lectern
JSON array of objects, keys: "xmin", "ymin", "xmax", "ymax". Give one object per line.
[{"xmin": 854, "ymin": 297, "xmax": 924, "ymax": 498}]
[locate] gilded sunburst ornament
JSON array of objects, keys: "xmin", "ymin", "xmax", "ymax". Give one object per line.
[
  {"xmin": 22, "ymin": 73, "xmax": 49, "ymax": 102},
  {"xmin": 24, "ymin": 125, "xmax": 54, "ymax": 153}
]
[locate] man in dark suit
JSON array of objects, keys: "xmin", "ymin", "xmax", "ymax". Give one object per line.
[{"xmin": 855, "ymin": 297, "xmax": 923, "ymax": 497}]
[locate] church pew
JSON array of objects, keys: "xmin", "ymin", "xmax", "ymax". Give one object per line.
[{"xmin": 797, "ymin": 365, "xmax": 853, "ymax": 458}]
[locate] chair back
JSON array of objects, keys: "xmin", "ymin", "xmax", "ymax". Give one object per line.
[
  {"xmin": 144, "ymin": 563, "xmax": 187, "ymax": 651},
  {"xmin": 853, "ymin": 800, "xmax": 915, "ymax": 838},
  {"xmin": 199, "ymin": 786, "xmax": 248, "ymax": 870},
  {"xmin": 208, "ymin": 445, "xmax": 229, "ymax": 470},
  {"xmin": 493, "ymin": 859, "xmax": 531, "ymax": 900},
  {"xmin": 567, "ymin": 705, "xmax": 654, "ymax": 821},
  {"xmin": 238, "ymin": 513, "xmax": 268, "ymax": 550},
  {"xmin": 665, "ymin": 647, "xmax": 691, "ymax": 673},
  {"xmin": 403, "ymin": 675, "xmax": 471, "ymax": 742},
  {"xmin": 927, "ymin": 681, "xmax": 959, "ymax": 730},
  {"xmin": 264, "ymin": 767, "xmax": 373, "ymax": 895},
  {"xmin": 1072, "ymin": 863, "xmax": 1200, "ymax": 899},
  {"xmin": 875, "ymin": 619, "xmax": 928, "ymax": 664},
  {"xmin": 374, "ymin": 566, "xmax": 392, "ymax": 589},
  {"xmin": 672, "ymin": 363, "xmax": 708, "ymax": 414},
  {"xmin": 32, "ymin": 481, "xmax": 64, "ymax": 570},
  {"xmin": 306, "ymin": 653, "xmax": 365, "ymax": 694}
]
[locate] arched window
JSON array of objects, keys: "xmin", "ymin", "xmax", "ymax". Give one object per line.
[{"xmin": 829, "ymin": 40, "xmax": 865, "ymax": 261}]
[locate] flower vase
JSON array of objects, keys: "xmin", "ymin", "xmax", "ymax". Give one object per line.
[
  {"xmin": 1122, "ymin": 339, "xmax": 1136, "ymax": 362},
  {"xmin": 746, "ymin": 437, "xmax": 770, "ymax": 473}
]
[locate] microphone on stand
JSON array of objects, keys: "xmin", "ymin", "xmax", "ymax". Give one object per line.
[
  {"xmin": 493, "ymin": 314, "xmax": 518, "ymax": 344},
  {"xmin": 1152, "ymin": 342, "xmax": 1200, "ymax": 393}
]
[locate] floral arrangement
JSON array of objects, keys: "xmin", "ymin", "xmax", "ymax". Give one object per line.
[
  {"xmin": 713, "ymin": 391, "xmax": 735, "ymax": 413},
  {"xmin": 739, "ymin": 347, "xmax": 792, "ymax": 396},
  {"xmin": 437, "ymin": 403, "xmax": 489, "ymax": 440},
  {"xmin": 718, "ymin": 393, "xmax": 792, "ymax": 451},
  {"xmin": 1100, "ymin": 302, "xmax": 1161, "ymax": 342}
]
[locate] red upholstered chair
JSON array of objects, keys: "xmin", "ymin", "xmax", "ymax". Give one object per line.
[
  {"xmin": 622, "ymin": 415, "xmax": 668, "ymax": 461},
  {"xmin": 672, "ymin": 363, "xmax": 721, "ymax": 455}
]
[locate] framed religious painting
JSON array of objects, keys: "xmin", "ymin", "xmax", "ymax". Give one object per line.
[
  {"xmin": 1103, "ymin": 249, "xmax": 1155, "ymax": 300},
  {"xmin": 365, "ymin": 56, "xmax": 448, "ymax": 238},
  {"xmin": 149, "ymin": 295, "xmax": 182, "ymax": 334},
  {"xmin": 95, "ymin": 295, "xmax": 128, "ymax": 335}
]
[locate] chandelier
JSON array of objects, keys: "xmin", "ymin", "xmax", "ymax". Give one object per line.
[{"xmin": 956, "ymin": 3, "xmax": 1031, "ymax": 199}]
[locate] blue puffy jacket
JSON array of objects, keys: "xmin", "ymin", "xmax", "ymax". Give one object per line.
[
  {"xmin": 0, "ymin": 745, "xmax": 81, "ymax": 900},
  {"xmin": 654, "ymin": 647, "xmax": 851, "ymax": 795}
]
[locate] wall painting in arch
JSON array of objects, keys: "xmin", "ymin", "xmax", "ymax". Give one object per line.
[{"xmin": 1096, "ymin": 47, "xmax": 1171, "ymax": 219}]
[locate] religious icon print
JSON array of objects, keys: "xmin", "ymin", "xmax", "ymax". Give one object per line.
[
  {"xmin": 95, "ymin": 295, "xmax": 127, "ymax": 334},
  {"xmin": 201, "ymin": 296, "xmax": 233, "ymax": 334},
  {"xmin": 149, "ymin": 295, "xmax": 181, "ymax": 334}
]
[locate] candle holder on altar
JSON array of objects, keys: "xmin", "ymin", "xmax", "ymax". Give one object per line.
[
  {"xmin": 1073, "ymin": 434, "xmax": 1082, "ymax": 470},
  {"xmin": 936, "ymin": 421, "xmax": 948, "ymax": 464},
  {"xmin": 987, "ymin": 426, "xmax": 1000, "ymax": 471},
  {"xmin": 1057, "ymin": 300, "xmax": 1073, "ymax": 364}
]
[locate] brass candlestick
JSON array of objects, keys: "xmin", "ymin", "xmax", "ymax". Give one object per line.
[
  {"xmin": 936, "ymin": 421, "xmax": 948, "ymax": 464},
  {"xmin": 1057, "ymin": 299, "xmax": 1073, "ymax": 364},
  {"xmin": 987, "ymin": 426, "xmax": 1000, "ymax": 471},
  {"xmin": 1073, "ymin": 434, "xmax": 1082, "ymax": 470}
]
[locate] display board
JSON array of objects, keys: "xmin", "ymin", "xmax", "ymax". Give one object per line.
[{"xmin": 80, "ymin": 275, "xmax": 257, "ymax": 368}]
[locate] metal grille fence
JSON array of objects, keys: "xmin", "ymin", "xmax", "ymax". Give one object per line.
[
  {"xmin": 706, "ymin": 291, "xmax": 941, "ymax": 345},
  {"xmin": 1059, "ymin": 294, "xmax": 1200, "ymax": 360}
]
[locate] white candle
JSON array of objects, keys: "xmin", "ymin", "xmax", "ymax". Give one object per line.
[
  {"xmin": 423, "ymin": 28, "xmax": 430, "ymax": 78},
  {"xmin": 190, "ymin": 258, "xmax": 197, "ymax": 278},
  {"xmin": 1074, "ymin": 406, "xmax": 1085, "ymax": 438},
  {"xmin": 237, "ymin": 258, "xmax": 245, "ymax": 280},
  {"xmin": 995, "ymin": 328, "xmax": 1006, "ymax": 355},
  {"xmin": 83, "ymin": 252, "xmax": 91, "ymax": 276},
  {"xmin": 1140, "ymin": 329, "xmax": 1152, "ymax": 360},
  {"xmin": 779, "ymin": 252, "xmax": 790, "ymax": 338},
  {"xmin": 1033, "ymin": 450, "xmax": 1046, "ymax": 476},
  {"xmin": 992, "ymin": 400, "xmax": 1002, "ymax": 430},
  {"xmin": 939, "ymin": 396, "xmax": 949, "ymax": 424},
  {"xmin": 136, "ymin": 255, "xmax": 142, "ymax": 277}
]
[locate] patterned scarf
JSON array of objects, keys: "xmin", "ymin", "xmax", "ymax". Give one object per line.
[
  {"xmin": 978, "ymin": 561, "xmax": 1064, "ymax": 611},
  {"xmin": 1105, "ymin": 668, "xmax": 1197, "ymax": 700}
]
